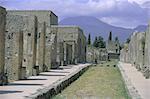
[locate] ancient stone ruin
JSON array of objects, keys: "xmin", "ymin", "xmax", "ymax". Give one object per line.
[
  {"xmin": 0, "ymin": 7, "xmax": 7, "ymax": 85},
  {"xmin": 120, "ymin": 28, "xmax": 150, "ymax": 78},
  {"xmin": 51, "ymin": 26, "xmax": 86, "ymax": 65},
  {"xmin": 0, "ymin": 6, "xmax": 87, "ymax": 85},
  {"xmin": 86, "ymin": 31, "xmax": 120, "ymax": 63},
  {"xmin": 106, "ymin": 31, "xmax": 120, "ymax": 60}
]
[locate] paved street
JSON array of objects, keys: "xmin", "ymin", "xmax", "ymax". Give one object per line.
[
  {"xmin": 0, "ymin": 64, "xmax": 90, "ymax": 99},
  {"xmin": 119, "ymin": 62, "xmax": 150, "ymax": 99}
]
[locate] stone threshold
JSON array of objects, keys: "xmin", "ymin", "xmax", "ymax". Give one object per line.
[{"xmin": 0, "ymin": 64, "xmax": 91, "ymax": 99}]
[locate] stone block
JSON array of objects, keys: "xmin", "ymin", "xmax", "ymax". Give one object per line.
[
  {"xmin": 45, "ymin": 26, "xmax": 57, "ymax": 70},
  {"xmin": 5, "ymin": 15, "xmax": 24, "ymax": 81},
  {"xmin": 51, "ymin": 26, "xmax": 86, "ymax": 65},
  {"xmin": 5, "ymin": 14, "xmax": 38, "ymax": 81},
  {"xmin": 0, "ymin": 6, "xmax": 6, "ymax": 85},
  {"xmin": 135, "ymin": 32, "xmax": 145, "ymax": 71},
  {"xmin": 36, "ymin": 22, "xmax": 46, "ymax": 72},
  {"xmin": 143, "ymin": 22, "xmax": 150, "ymax": 78},
  {"xmin": 22, "ymin": 15, "xmax": 38, "ymax": 77},
  {"xmin": 7, "ymin": 10, "xmax": 58, "ymax": 26}
]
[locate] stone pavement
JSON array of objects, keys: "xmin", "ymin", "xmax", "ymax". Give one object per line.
[
  {"xmin": 118, "ymin": 62, "xmax": 150, "ymax": 99},
  {"xmin": 0, "ymin": 64, "xmax": 90, "ymax": 99}
]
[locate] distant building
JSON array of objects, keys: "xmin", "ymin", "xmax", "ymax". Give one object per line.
[
  {"xmin": 86, "ymin": 46, "xmax": 108, "ymax": 63},
  {"xmin": 106, "ymin": 31, "xmax": 120, "ymax": 60},
  {"xmin": 51, "ymin": 25, "xmax": 86, "ymax": 66}
]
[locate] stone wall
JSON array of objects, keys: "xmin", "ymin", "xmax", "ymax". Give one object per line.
[
  {"xmin": 22, "ymin": 15, "xmax": 38, "ymax": 77},
  {"xmin": 78, "ymin": 28, "xmax": 86, "ymax": 63},
  {"xmin": 45, "ymin": 26, "xmax": 57, "ymax": 69},
  {"xmin": 37, "ymin": 22, "xmax": 46, "ymax": 72},
  {"xmin": 5, "ymin": 15, "xmax": 24, "ymax": 81},
  {"xmin": 0, "ymin": 7, "xmax": 6, "ymax": 85},
  {"xmin": 86, "ymin": 47, "xmax": 99, "ymax": 63},
  {"xmin": 135, "ymin": 32, "xmax": 145, "ymax": 70},
  {"xmin": 4, "ymin": 12, "xmax": 58, "ymax": 82},
  {"xmin": 7, "ymin": 10, "xmax": 58, "ymax": 26},
  {"xmin": 106, "ymin": 40, "xmax": 120, "ymax": 54},
  {"xmin": 7, "ymin": 10, "xmax": 58, "ymax": 70},
  {"xmin": 56, "ymin": 42, "xmax": 64, "ymax": 66},
  {"xmin": 51, "ymin": 26, "xmax": 86, "ymax": 65},
  {"xmin": 106, "ymin": 32, "xmax": 120, "ymax": 55},
  {"xmin": 0, "ymin": 7, "xmax": 87, "ymax": 84},
  {"xmin": 106, "ymin": 40, "xmax": 120, "ymax": 60},
  {"xmin": 143, "ymin": 23, "xmax": 150, "ymax": 78},
  {"xmin": 120, "ymin": 44, "xmax": 129, "ymax": 63},
  {"xmin": 86, "ymin": 46, "xmax": 108, "ymax": 63},
  {"xmin": 5, "ymin": 14, "xmax": 38, "ymax": 81},
  {"xmin": 120, "ymin": 31, "xmax": 150, "ymax": 78}
]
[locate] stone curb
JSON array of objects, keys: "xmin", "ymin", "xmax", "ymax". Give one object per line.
[{"xmin": 25, "ymin": 64, "xmax": 91, "ymax": 99}]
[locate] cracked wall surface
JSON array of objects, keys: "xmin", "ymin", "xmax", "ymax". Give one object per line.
[
  {"xmin": 0, "ymin": 7, "xmax": 87, "ymax": 83},
  {"xmin": 0, "ymin": 7, "xmax": 6, "ymax": 85},
  {"xmin": 120, "ymin": 31, "xmax": 149, "ymax": 78},
  {"xmin": 6, "ymin": 14, "xmax": 38, "ymax": 81},
  {"xmin": 7, "ymin": 10, "xmax": 58, "ymax": 26},
  {"xmin": 51, "ymin": 26, "xmax": 86, "ymax": 64}
]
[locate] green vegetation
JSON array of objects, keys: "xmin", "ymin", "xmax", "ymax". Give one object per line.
[
  {"xmin": 53, "ymin": 60, "xmax": 130, "ymax": 99},
  {"xmin": 126, "ymin": 38, "xmax": 130, "ymax": 44},
  {"xmin": 115, "ymin": 36, "xmax": 119, "ymax": 42},
  {"xmin": 87, "ymin": 33, "xmax": 91, "ymax": 45},
  {"xmin": 93, "ymin": 36, "xmax": 106, "ymax": 48},
  {"xmin": 109, "ymin": 31, "xmax": 112, "ymax": 41}
]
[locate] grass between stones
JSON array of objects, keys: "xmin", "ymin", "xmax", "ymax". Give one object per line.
[{"xmin": 53, "ymin": 60, "xmax": 130, "ymax": 99}]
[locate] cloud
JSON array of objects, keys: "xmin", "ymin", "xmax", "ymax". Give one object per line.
[
  {"xmin": 0, "ymin": 0, "xmax": 149, "ymax": 28},
  {"xmin": 128, "ymin": 0, "xmax": 149, "ymax": 5}
]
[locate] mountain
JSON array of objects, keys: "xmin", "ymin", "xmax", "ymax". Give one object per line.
[
  {"xmin": 133, "ymin": 25, "xmax": 147, "ymax": 32},
  {"xmin": 59, "ymin": 16, "xmax": 147, "ymax": 43}
]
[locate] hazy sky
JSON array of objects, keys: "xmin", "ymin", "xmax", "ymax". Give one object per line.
[{"xmin": 0, "ymin": 0, "xmax": 150, "ymax": 28}]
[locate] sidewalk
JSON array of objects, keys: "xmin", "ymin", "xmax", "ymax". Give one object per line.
[
  {"xmin": 118, "ymin": 62, "xmax": 150, "ymax": 99},
  {"xmin": 0, "ymin": 63, "xmax": 91, "ymax": 99}
]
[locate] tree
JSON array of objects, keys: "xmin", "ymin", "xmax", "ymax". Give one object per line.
[
  {"xmin": 108, "ymin": 31, "xmax": 112, "ymax": 41},
  {"xmin": 115, "ymin": 36, "xmax": 119, "ymax": 41},
  {"xmin": 87, "ymin": 33, "xmax": 91, "ymax": 45},
  {"xmin": 93, "ymin": 36, "xmax": 98, "ymax": 47},
  {"xmin": 93, "ymin": 36, "xmax": 106, "ymax": 48},
  {"xmin": 98, "ymin": 36, "xmax": 106, "ymax": 48},
  {"xmin": 126, "ymin": 38, "xmax": 130, "ymax": 43}
]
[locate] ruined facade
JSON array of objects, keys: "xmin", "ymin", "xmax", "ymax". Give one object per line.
[
  {"xmin": 0, "ymin": 6, "xmax": 87, "ymax": 83},
  {"xmin": 5, "ymin": 14, "xmax": 38, "ymax": 81},
  {"xmin": 7, "ymin": 10, "xmax": 58, "ymax": 26},
  {"xmin": 7, "ymin": 10, "xmax": 58, "ymax": 70},
  {"xmin": 51, "ymin": 26, "xmax": 86, "ymax": 65},
  {"xmin": 106, "ymin": 32, "xmax": 120, "ymax": 60},
  {"xmin": 143, "ymin": 23, "xmax": 150, "ymax": 78},
  {"xmin": 86, "ymin": 32, "xmax": 120, "ymax": 63},
  {"xmin": 0, "ymin": 7, "xmax": 6, "ymax": 85},
  {"xmin": 120, "ymin": 31, "xmax": 149, "ymax": 78},
  {"xmin": 5, "ymin": 15, "xmax": 24, "ymax": 81},
  {"xmin": 37, "ymin": 22, "xmax": 46, "ymax": 72},
  {"xmin": 87, "ymin": 46, "xmax": 108, "ymax": 63},
  {"xmin": 45, "ymin": 26, "xmax": 57, "ymax": 69}
]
